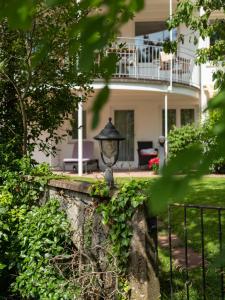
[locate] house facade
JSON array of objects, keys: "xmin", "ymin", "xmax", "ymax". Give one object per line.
[{"xmin": 34, "ymin": 0, "xmax": 221, "ymax": 173}]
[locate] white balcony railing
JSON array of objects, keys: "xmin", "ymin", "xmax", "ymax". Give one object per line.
[{"xmin": 107, "ymin": 37, "xmax": 200, "ymax": 88}]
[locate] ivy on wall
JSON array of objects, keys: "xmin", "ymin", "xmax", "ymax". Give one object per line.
[
  {"xmin": 98, "ymin": 180, "xmax": 148, "ymax": 271},
  {"xmin": 90, "ymin": 179, "xmax": 149, "ymax": 299}
]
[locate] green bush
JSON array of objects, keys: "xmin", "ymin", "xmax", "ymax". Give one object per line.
[
  {"xmin": 202, "ymin": 111, "xmax": 225, "ymax": 173},
  {"xmin": 168, "ymin": 124, "xmax": 202, "ymax": 159},
  {"xmin": 12, "ymin": 199, "xmax": 77, "ymax": 300},
  {"xmin": 0, "ymin": 157, "xmax": 77, "ymax": 299},
  {"xmin": 0, "ymin": 157, "xmax": 51, "ymax": 296},
  {"xmin": 168, "ymin": 113, "xmax": 225, "ymax": 173}
]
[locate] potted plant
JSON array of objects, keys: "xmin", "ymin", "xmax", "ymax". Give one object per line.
[{"xmin": 148, "ymin": 157, "xmax": 160, "ymax": 174}]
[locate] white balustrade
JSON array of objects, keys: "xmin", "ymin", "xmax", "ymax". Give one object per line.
[{"xmin": 107, "ymin": 37, "xmax": 200, "ymax": 88}]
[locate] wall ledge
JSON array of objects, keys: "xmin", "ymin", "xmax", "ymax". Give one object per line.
[{"xmin": 48, "ymin": 179, "xmax": 91, "ymax": 195}]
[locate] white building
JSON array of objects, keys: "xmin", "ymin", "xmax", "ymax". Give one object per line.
[{"xmin": 34, "ymin": 0, "xmax": 222, "ymax": 173}]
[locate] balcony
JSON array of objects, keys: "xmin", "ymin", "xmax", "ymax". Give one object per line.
[{"xmin": 107, "ymin": 38, "xmax": 200, "ymax": 89}]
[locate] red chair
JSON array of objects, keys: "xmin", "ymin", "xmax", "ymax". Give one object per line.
[{"xmin": 137, "ymin": 141, "xmax": 158, "ymax": 168}]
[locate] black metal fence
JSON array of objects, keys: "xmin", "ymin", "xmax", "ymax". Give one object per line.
[{"xmin": 167, "ymin": 204, "xmax": 225, "ymax": 300}]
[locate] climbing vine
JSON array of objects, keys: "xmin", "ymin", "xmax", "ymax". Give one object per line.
[
  {"xmin": 97, "ymin": 180, "xmax": 148, "ymax": 272},
  {"xmin": 89, "ymin": 179, "xmax": 111, "ymax": 198},
  {"xmin": 90, "ymin": 179, "xmax": 149, "ymax": 298}
]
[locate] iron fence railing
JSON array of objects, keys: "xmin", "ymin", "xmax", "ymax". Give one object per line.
[{"xmin": 167, "ymin": 203, "xmax": 225, "ymax": 300}]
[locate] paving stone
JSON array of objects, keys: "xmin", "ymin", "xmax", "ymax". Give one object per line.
[{"xmin": 158, "ymin": 234, "xmax": 182, "ymax": 248}]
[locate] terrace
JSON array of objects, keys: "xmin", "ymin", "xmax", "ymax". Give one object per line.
[{"xmin": 107, "ymin": 37, "xmax": 200, "ymax": 88}]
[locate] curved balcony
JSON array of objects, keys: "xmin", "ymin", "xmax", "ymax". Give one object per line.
[{"xmin": 108, "ymin": 37, "xmax": 200, "ymax": 89}]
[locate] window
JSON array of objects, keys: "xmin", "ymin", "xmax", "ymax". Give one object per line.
[
  {"xmin": 162, "ymin": 109, "xmax": 176, "ymax": 135},
  {"xmin": 70, "ymin": 110, "xmax": 87, "ymax": 140},
  {"xmin": 181, "ymin": 109, "xmax": 195, "ymax": 126},
  {"xmin": 162, "ymin": 108, "xmax": 195, "ymax": 134}
]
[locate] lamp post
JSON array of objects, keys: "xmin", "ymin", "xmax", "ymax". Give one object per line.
[{"xmin": 94, "ymin": 118, "xmax": 125, "ymax": 188}]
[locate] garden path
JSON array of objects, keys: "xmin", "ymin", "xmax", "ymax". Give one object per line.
[{"xmin": 158, "ymin": 233, "xmax": 203, "ymax": 269}]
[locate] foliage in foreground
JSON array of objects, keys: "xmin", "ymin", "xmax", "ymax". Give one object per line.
[{"xmin": 0, "ymin": 158, "xmax": 75, "ymax": 299}]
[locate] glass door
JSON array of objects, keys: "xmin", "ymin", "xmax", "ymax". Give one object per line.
[{"xmin": 114, "ymin": 110, "xmax": 134, "ymax": 161}]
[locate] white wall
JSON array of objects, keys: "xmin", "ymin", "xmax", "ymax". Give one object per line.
[{"xmin": 120, "ymin": 21, "xmax": 135, "ymax": 37}]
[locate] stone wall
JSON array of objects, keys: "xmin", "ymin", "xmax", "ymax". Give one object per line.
[{"xmin": 48, "ymin": 179, "xmax": 160, "ymax": 300}]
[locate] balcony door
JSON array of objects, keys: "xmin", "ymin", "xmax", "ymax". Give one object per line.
[{"xmin": 114, "ymin": 110, "xmax": 134, "ymax": 161}]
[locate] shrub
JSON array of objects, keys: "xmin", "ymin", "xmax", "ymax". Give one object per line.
[
  {"xmin": 12, "ymin": 199, "xmax": 77, "ymax": 300},
  {"xmin": 202, "ymin": 111, "xmax": 225, "ymax": 173},
  {"xmin": 0, "ymin": 158, "xmax": 52, "ymax": 296},
  {"xmin": 168, "ymin": 114, "xmax": 225, "ymax": 173},
  {"xmin": 168, "ymin": 124, "xmax": 202, "ymax": 159},
  {"xmin": 0, "ymin": 157, "xmax": 77, "ymax": 299}
]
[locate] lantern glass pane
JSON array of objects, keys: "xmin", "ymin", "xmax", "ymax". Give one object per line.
[{"xmin": 101, "ymin": 140, "xmax": 118, "ymax": 159}]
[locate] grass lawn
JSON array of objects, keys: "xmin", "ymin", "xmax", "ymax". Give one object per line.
[
  {"xmin": 158, "ymin": 177, "xmax": 225, "ymax": 300},
  {"xmin": 50, "ymin": 173, "xmax": 158, "ymax": 184},
  {"xmin": 51, "ymin": 174, "xmax": 96, "ymax": 183}
]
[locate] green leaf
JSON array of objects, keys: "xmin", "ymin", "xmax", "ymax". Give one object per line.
[
  {"xmin": 149, "ymin": 144, "xmax": 211, "ymax": 214},
  {"xmin": 0, "ymin": 0, "xmax": 33, "ymax": 29},
  {"xmin": 0, "ymin": 263, "xmax": 6, "ymax": 270},
  {"xmin": 208, "ymin": 91, "xmax": 225, "ymax": 110}
]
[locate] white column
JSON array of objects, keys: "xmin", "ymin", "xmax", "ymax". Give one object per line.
[
  {"xmin": 77, "ymin": 0, "xmax": 82, "ymax": 175},
  {"xmin": 78, "ymin": 101, "xmax": 83, "ymax": 176},
  {"xmin": 199, "ymin": 7, "xmax": 208, "ymax": 123},
  {"xmin": 164, "ymin": 94, "xmax": 168, "ymax": 160},
  {"xmin": 169, "ymin": 0, "xmax": 173, "ymax": 91},
  {"xmin": 165, "ymin": 0, "xmax": 173, "ymax": 161}
]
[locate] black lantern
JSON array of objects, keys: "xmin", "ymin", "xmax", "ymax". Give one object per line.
[{"xmin": 94, "ymin": 118, "xmax": 125, "ymax": 188}]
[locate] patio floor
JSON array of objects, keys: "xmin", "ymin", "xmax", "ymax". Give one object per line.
[
  {"xmin": 53, "ymin": 169, "xmax": 158, "ymax": 179},
  {"xmin": 53, "ymin": 169, "xmax": 225, "ymax": 180}
]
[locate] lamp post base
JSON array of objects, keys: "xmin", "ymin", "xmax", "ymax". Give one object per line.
[{"xmin": 104, "ymin": 167, "xmax": 114, "ymax": 189}]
